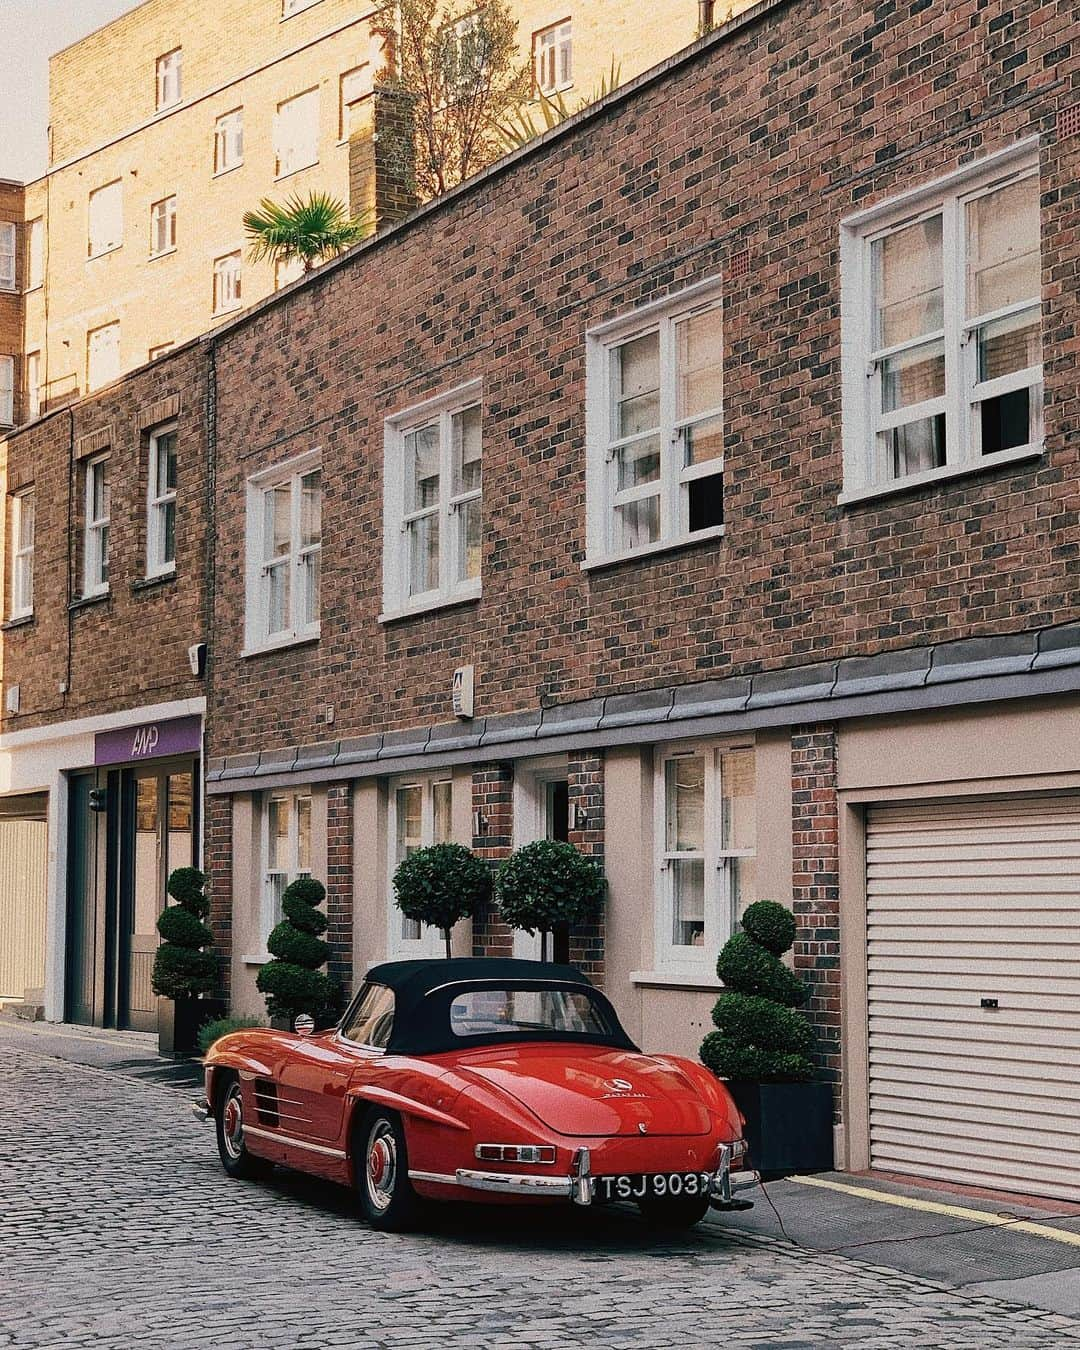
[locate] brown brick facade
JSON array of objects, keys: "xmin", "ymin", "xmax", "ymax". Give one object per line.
[
  {"xmin": 567, "ymin": 751, "xmax": 605, "ymax": 984},
  {"xmin": 470, "ymin": 764, "xmax": 515, "ymax": 959},
  {"xmin": 790, "ymin": 725, "xmax": 841, "ymax": 1108},
  {"xmin": 204, "ymin": 792, "xmax": 234, "ymax": 1003},
  {"xmin": 325, "ymin": 782, "xmax": 354, "ymax": 994}
]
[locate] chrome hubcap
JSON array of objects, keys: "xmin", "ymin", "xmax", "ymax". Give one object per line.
[
  {"xmin": 366, "ymin": 1121, "xmax": 397, "ymax": 1213},
  {"xmin": 222, "ymin": 1086, "xmax": 244, "ymax": 1161}
]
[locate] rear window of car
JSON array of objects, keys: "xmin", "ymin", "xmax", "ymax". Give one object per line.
[{"xmin": 449, "ymin": 986, "xmax": 611, "ymax": 1039}]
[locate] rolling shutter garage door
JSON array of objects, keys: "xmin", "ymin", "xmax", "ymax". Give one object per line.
[{"xmin": 866, "ymin": 795, "xmax": 1080, "ymax": 1201}]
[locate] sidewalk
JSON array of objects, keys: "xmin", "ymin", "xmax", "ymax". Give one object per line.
[
  {"xmin": 713, "ymin": 1170, "xmax": 1080, "ymax": 1317},
  {"xmin": 0, "ymin": 1015, "xmax": 203, "ymax": 1091}
]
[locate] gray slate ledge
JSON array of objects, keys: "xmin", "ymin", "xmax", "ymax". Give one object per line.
[{"xmin": 205, "ymin": 622, "xmax": 1080, "ymax": 793}]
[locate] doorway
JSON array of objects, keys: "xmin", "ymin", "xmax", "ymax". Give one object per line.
[{"xmin": 513, "ymin": 759, "xmax": 570, "ymax": 961}]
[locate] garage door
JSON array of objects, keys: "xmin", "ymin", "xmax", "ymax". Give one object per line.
[{"xmin": 866, "ymin": 794, "xmax": 1080, "ymax": 1201}]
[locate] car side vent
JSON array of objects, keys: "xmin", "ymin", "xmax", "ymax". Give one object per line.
[{"xmin": 253, "ymin": 1078, "xmax": 280, "ymax": 1127}]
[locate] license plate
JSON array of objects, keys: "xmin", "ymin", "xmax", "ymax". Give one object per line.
[{"xmin": 595, "ymin": 1172, "xmax": 713, "ymax": 1202}]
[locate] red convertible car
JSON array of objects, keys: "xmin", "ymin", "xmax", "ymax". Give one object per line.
[{"xmin": 193, "ymin": 958, "xmax": 758, "ymax": 1230}]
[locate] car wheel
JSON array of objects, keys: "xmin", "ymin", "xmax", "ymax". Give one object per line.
[
  {"xmin": 215, "ymin": 1075, "xmax": 272, "ymax": 1180},
  {"xmin": 355, "ymin": 1109, "xmax": 421, "ymax": 1231},
  {"xmin": 637, "ymin": 1193, "xmax": 711, "ymax": 1231}
]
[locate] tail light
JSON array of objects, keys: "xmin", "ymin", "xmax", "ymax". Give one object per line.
[{"xmin": 475, "ymin": 1144, "xmax": 557, "ymax": 1165}]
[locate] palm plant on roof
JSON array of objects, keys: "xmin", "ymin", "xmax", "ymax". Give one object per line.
[{"xmin": 243, "ymin": 191, "xmax": 373, "ymax": 274}]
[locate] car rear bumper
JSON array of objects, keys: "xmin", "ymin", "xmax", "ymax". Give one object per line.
[{"xmin": 431, "ymin": 1143, "xmax": 760, "ymax": 1208}]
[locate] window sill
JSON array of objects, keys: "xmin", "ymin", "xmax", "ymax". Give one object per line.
[
  {"xmin": 212, "ymin": 163, "xmax": 244, "ymax": 179},
  {"xmin": 70, "ymin": 589, "xmax": 110, "ymax": 612},
  {"xmin": 24, "ymin": 284, "xmax": 43, "ymax": 295},
  {"xmin": 280, "ymin": 0, "xmax": 323, "ymax": 19},
  {"xmin": 241, "ymin": 952, "xmax": 271, "ymax": 966},
  {"xmin": 133, "ymin": 570, "xmax": 176, "ymax": 593},
  {"xmin": 148, "ymin": 247, "xmax": 177, "ymax": 262},
  {"xmin": 212, "ymin": 303, "xmax": 243, "ymax": 319},
  {"xmin": 378, "ymin": 586, "xmax": 481, "ymax": 625},
  {"xmin": 2, "ymin": 613, "xmax": 34, "ymax": 631},
  {"xmin": 87, "ymin": 244, "xmax": 122, "ymax": 262},
  {"xmin": 839, "ymin": 444, "xmax": 1044, "ymax": 507},
  {"xmin": 630, "ymin": 969, "xmax": 722, "ymax": 991},
  {"xmin": 155, "ymin": 99, "xmax": 183, "ymax": 116},
  {"xmin": 242, "ymin": 629, "xmax": 320, "ymax": 659},
  {"xmin": 582, "ymin": 526, "xmax": 725, "ymax": 574},
  {"xmin": 275, "ymin": 161, "xmax": 319, "ymax": 182}
]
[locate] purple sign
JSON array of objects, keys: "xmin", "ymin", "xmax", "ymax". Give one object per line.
[{"xmin": 94, "ymin": 715, "xmax": 202, "ymax": 767}]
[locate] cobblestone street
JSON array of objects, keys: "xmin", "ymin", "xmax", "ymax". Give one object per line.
[{"xmin": 2, "ymin": 1044, "xmax": 1080, "ymax": 1348}]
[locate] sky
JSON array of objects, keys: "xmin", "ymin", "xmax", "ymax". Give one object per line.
[{"xmin": 0, "ymin": 0, "xmax": 145, "ymax": 181}]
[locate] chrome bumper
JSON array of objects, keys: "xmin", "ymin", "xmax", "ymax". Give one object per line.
[
  {"xmin": 453, "ymin": 1144, "xmax": 759, "ymax": 1208},
  {"xmin": 191, "ymin": 1096, "xmax": 212, "ymax": 1123}
]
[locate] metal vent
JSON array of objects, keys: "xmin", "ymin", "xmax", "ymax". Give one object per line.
[
  {"xmin": 253, "ymin": 1078, "xmax": 280, "ymax": 1126},
  {"xmin": 729, "ymin": 250, "xmax": 751, "ymax": 279},
  {"xmin": 1059, "ymin": 105, "xmax": 1080, "ymax": 139}
]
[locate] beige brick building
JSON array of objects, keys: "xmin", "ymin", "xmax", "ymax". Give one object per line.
[{"xmin": 7, "ymin": 0, "xmax": 734, "ymax": 425}]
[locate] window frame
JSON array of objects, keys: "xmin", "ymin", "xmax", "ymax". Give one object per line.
[
  {"xmin": 259, "ymin": 788, "xmax": 313, "ymax": 952},
  {"xmin": 533, "ymin": 19, "xmax": 573, "ymax": 96},
  {"xmin": 585, "ymin": 274, "xmax": 726, "ymax": 568},
  {"xmin": 155, "ymin": 48, "xmax": 183, "ymax": 110},
  {"xmin": 0, "ymin": 355, "xmax": 12, "ymax": 427},
  {"xmin": 274, "ymin": 88, "xmax": 320, "ymax": 179},
  {"xmin": 212, "ymin": 250, "xmax": 242, "ymax": 315},
  {"xmin": 840, "ymin": 140, "xmax": 1043, "ymax": 504},
  {"xmin": 87, "ymin": 180, "xmax": 123, "ymax": 259},
  {"xmin": 213, "ymin": 108, "xmax": 244, "ymax": 175},
  {"xmin": 652, "ymin": 741, "xmax": 757, "ymax": 979},
  {"xmin": 338, "ymin": 66, "xmax": 372, "ymax": 140},
  {"xmin": 243, "ymin": 449, "xmax": 322, "ymax": 655},
  {"xmin": 83, "ymin": 453, "xmax": 111, "ymax": 598},
  {"xmin": 26, "ymin": 218, "xmax": 43, "ymax": 291},
  {"xmin": 0, "ymin": 221, "xmax": 16, "ymax": 291},
  {"xmin": 26, "ymin": 351, "xmax": 40, "ymax": 422},
  {"xmin": 149, "ymin": 195, "xmax": 177, "ymax": 258},
  {"xmin": 387, "ymin": 773, "xmax": 455, "ymax": 960},
  {"xmin": 10, "ymin": 488, "xmax": 34, "ymax": 620},
  {"xmin": 86, "ymin": 321, "xmax": 120, "ymax": 393},
  {"xmin": 146, "ymin": 422, "xmax": 178, "ymax": 578},
  {"xmin": 382, "ymin": 379, "xmax": 483, "ymax": 619}
]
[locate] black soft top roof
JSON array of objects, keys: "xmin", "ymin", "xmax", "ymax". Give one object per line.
[{"xmin": 353, "ymin": 957, "xmax": 635, "ymax": 1055}]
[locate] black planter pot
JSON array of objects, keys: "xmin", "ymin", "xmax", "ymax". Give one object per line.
[
  {"xmin": 158, "ymin": 996, "xmax": 226, "ymax": 1057},
  {"xmin": 728, "ymin": 1080, "xmax": 834, "ymax": 1179}
]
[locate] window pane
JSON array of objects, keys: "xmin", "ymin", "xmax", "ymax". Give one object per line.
[
  {"xmin": 93, "ymin": 460, "xmax": 110, "ymax": 521},
  {"xmin": 665, "ymin": 755, "xmax": 704, "ymax": 852},
  {"xmin": 267, "ymin": 797, "xmax": 288, "ymax": 871},
  {"xmin": 676, "ymin": 307, "xmax": 723, "ymax": 420},
  {"xmin": 264, "ymin": 484, "xmax": 291, "ymax": 560},
  {"xmin": 966, "ymin": 176, "xmax": 1040, "ymax": 318},
  {"xmin": 433, "ymin": 780, "xmax": 452, "ymax": 844},
  {"xmin": 296, "ymin": 795, "xmax": 311, "ymax": 872},
  {"xmin": 879, "ymin": 414, "xmax": 946, "ymax": 480},
  {"xmin": 408, "ymin": 513, "xmax": 439, "ymax": 595},
  {"xmin": 976, "ymin": 311, "xmax": 1042, "ymax": 382},
  {"xmin": 167, "ymin": 773, "xmax": 193, "ymax": 873},
  {"xmin": 612, "ymin": 332, "xmax": 660, "ymax": 438},
  {"xmin": 266, "ymin": 560, "xmax": 288, "ymax": 634},
  {"xmin": 683, "ymin": 413, "xmax": 724, "ymax": 467},
  {"xmin": 396, "ymin": 786, "xmax": 422, "ymax": 860},
  {"xmin": 873, "ymin": 215, "xmax": 943, "ymax": 346},
  {"xmin": 268, "ymin": 872, "xmax": 286, "ymax": 927},
  {"xmin": 720, "ymin": 749, "xmax": 755, "ymax": 852},
  {"xmin": 979, "ymin": 387, "xmax": 1032, "ymax": 455},
  {"xmin": 616, "ymin": 434, "xmax": 661, "ymax": 490},
  {"xmin": 452, "ymin": 405, "xmax": 482, "ymax": 494},
  {"xmin": 157, "ymin": 431, "xmax": 178, "ymax": 493},
  {"xmin": 881, "ymin": 341, "xmax": 946, "ymax": 413},
  {"xmin": 671, "ymin": 859, "xmax": 705, "ymax": 947},
  {"xmin": 688, "ymin": 472, "xmax": 723, "ymax": 533},
  {"xmin": 19, "ymin": 494, "xmax": 34, "ymax": 550},
  {"xmin": 301, "ymin": 549, "xmax": 320, "ymax": 625},
  {"xmin": 162, "ymin": 500, "xmax": 176, "ymax": 565},
  {"xmin": 457, "ymin": 496, "xmax": 481, "ymax": 582},
  {"xmin": 615, "ymin": 494, "xmax": 659, "ymax": 550},
  {"xmin": 729, "ymin": 855, "xmax": 756, "ymax": 927},
  {"xmin": 300, "ymin": 470, "xmax": 321, "ymax": 546},
  {"xmin": 406, "ymin": 424, "xmax": 440, "ymax": 511}
]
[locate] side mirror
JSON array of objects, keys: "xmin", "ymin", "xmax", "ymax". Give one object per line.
[{"xmin": 294, "ymin": 1013, "xmax": 315, "ymax": 1037}]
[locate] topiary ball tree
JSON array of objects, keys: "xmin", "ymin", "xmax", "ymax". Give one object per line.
[
  {"xmin": 700, "ymin": 900, "xmax": 815, "ymax": 1082},
  {"xmin": 256, "ymin": 877, "xmax": 338, "ymax": 1026},
  {"xmin": 495, "ymin": 839, "xmax": 606, "ymax": 963},
  {"xmin": 152, "ymin": 866, "xmax": 217, "ymax": 1000},
  {"xmin": 393, "ymin": 842, "xmax": 492, "ymax": 958}
]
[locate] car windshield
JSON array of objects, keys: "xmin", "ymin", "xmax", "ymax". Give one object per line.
[{"xmin": 448, "ymin": 985, "xmax": 613, "ymax": 1039}]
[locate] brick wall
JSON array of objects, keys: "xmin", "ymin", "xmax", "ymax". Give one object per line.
[
  {"xmin": 567, "ymin": 751, "xmax": 605, "ymax": 984},
  {"xmin": 471, "ymin": 764, "xmax": 515, "ymax": 958},
  {"xmin": 0, "ymin": 181, "xmax": 26, "ymax": 426},
  {"xmin": 790, "ymin": 725, "xmax": 841, "ymax": 1113},
  {"xmin": 204, "ymin": 793, "xmax": 234, "ymax": 1002},
  {"xmin": 325, "ymin": 782, "xmax": 354, "ymax": 997}
]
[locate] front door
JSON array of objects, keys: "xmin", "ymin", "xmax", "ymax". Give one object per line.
[{"xmin": 513, "ymin": 764, "xmax": 570, "ymax": 961}]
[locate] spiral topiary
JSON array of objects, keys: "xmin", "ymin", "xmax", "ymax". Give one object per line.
[
  {"xmin": 256, "ymin": 876, "xmax": 338, "ymax": 1025},
  {"xmin": 152, "ymin": 867, "xmax": 217, "ymax": 1000},
  {"xmin": 700, "ymin": 900, "xmax": 814, "ymax": 1082},
  {"xmin": 393, "ymin": 842, "xmax": 492, "ymax": 958},
  {"xmin": 495, "ymin": 839, "xmax": 605, "ymax": 963}
]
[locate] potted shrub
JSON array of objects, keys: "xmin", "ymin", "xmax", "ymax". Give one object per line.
[
  {"xmin": 256, "ymin": 877, "xmax": 339, "ymax": 1028},
  {"xmin": 153, "ymin": 867, "xmax": 224, "ymax": 1056},
  {"xmin": 700, "ymin": 900, "xmax": 833, "ymax": 1177},
  {"xmin": 393, "ymin": 842, "xmax": 491, "ymax": 958},
  {"xmin": 496, "ymin": 839, "xmax": 605, "ymax": 963}
]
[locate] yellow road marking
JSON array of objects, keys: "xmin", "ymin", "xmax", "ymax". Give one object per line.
[{"xmin": 790, "ymin": 1174, "xmax": 1080, "ymax": 1248}]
